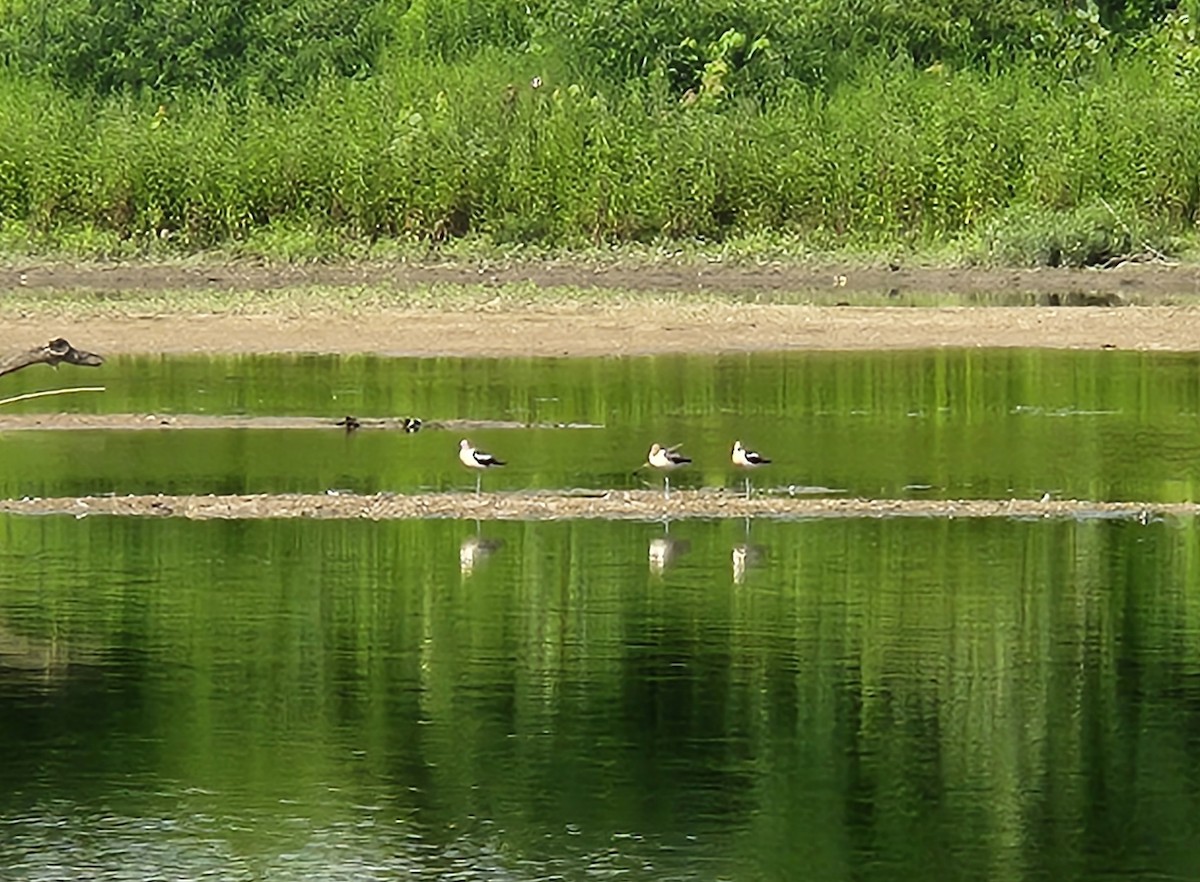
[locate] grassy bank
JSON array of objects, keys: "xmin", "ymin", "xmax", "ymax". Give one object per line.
[{"xmin": 0, "ymin": 2, "xmax": 1198, "ymax": 266}]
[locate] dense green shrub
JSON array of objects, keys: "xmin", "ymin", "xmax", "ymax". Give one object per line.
[
  {"xmin": 390, "ymin": 0, "xmax": 542, "ymax": 61},
  {"xmin": 0, "ymin": 0, "xmax": 1178, "ymax": 101},
  {"xmin": 979, "ymin": 203, "xmax": 1174, "ymax": 267},
  {"xmin": 0, "ymin": 0, "xmax": 390, "ymax": 97},
  {"xmin": 542, "ymin": 0, "xmax": 1164, "ymax": 97},
  {"xmin": 0, "ymin": 1, "xmax": 1198, "ymax": 257}
]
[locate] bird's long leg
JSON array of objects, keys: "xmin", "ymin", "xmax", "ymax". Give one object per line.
[
  {"xmin": 664, "ymin": 475, "xmax": 671, "ymax": 500},
  {"xmin": 745, "ymin": 476, "xmax": 751, "ymax": 499},
  {"xmin": 476, "ymin": 473, "xmax": 481, "ymax": 496}
]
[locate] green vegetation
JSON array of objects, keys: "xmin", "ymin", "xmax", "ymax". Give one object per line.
[{"xmin": 0, "ymin": 0, "xmax": 1197, "ymax": 265}]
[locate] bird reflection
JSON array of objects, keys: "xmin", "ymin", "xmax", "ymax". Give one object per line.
[
  {"xmin": 460, "ymin": 535, "xmax": 504, "ymax": 575},
  {"xmin": 649, "ymin": 537, "xmax": 690, "ymax": 574},
  {"xmin": 732, "ymin": 544, "xmax": 766, "ymax": 584}
]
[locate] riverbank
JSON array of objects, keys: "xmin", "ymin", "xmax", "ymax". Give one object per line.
[{"xmin": 4, "ymin": 259, "xmax": 1200, "ymax": 357}]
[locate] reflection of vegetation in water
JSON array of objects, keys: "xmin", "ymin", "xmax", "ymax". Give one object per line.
[
  {"xmin": 0, "ymin": 620, "xmax": 72, "ymax": 679},
  {"xmin": 729, "ymin": 518, "xmax": 1200, "ymax": 876},
  {"xmin": 1, "ymin": 513, "xmax": 1200, "ymax": 877}
]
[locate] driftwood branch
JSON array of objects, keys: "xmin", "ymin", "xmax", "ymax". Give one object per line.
[
  {"xmin": 0, "ymin": 338, "xmax": 105, "ymax": 379},
  {"xmin": 0, "ymin": 386, "xmax": 106, "ymax": 407}
]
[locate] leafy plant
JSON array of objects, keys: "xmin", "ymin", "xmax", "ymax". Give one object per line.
[
  {"xmin": 978, "ymin": 202, "xmax": 1173, "ymax": 267},
  {"xmin": 0, "ymin": 0, "xmax": 389, "ymax": 98}
]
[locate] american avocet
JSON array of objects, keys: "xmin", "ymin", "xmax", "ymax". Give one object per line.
[
  {"xmin": 459, "ymin": 439, "xmax": 505, "ymax": 495},
  {"xmin": 647, "ymin": 443, "xmax": 691, "ymax": 499},
  {"xmin": 732, "ymin": 440, "xmax": 771, "ymax": 498}
]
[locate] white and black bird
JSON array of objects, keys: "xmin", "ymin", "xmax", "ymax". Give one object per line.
[
  {"xmin": 646, "ymin": 443, "xmax": 692, "ymax": 499},
  {"xmin": 459, "ymin": 438, "xmax": 505, "ymax": 495},
  {"xmin": 732, "ymin": 440, "xmax": 771, "ymax": 499}
]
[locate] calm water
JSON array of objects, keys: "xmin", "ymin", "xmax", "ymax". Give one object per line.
[
  {"xmin": 2, "ymin": 349, "xmax": 1200, "ymax": 501},
  {"xmin": 2, "ymin": 349, "xmax": 1200, "ymax": 881},
  {"xmin": 1, "ymin": 515, "xmax": 1199, "ymax": 881}
]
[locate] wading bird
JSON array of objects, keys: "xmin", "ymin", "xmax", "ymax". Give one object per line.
[
  {"xmin": 459, "ymin": 439, "xmax": 505, "ymax": 495},
  {"xmin": 646, "ymin": 443, "xmax": 691, "ymax": 500},
  {"xmin": 732, "ymin": 440, "xmax": 771, "ymax": 499}
]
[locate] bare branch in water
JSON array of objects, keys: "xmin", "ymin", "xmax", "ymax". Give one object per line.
[
  {"xmin": 0, "ymin": 339, "xmax": 105, "ymax": 379},
  {"xmin": 0, "ymin": 386, "xmax": 106, "ymax": 407}
]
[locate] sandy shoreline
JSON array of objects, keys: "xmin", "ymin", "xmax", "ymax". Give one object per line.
[
  {"xmin": 3, "ymin": 259, "xmax": 1200, "ymax": 356},
  {"xmin": 6, "ymin": 304, "xmax": 1200, "ymax": 357}
]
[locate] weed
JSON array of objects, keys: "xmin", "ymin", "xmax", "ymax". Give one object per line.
[{"xmin": 0, "ymin": 5, "xmax": 1198, "ymax": 262}]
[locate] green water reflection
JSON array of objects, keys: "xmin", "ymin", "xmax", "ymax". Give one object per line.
[
  {"xmin": 3, "ymin": 349, "xmax": 1200, "ymax": 502},
  {"xmin": 1, "ymin": 514, "xmax": 1199, "ymax": 880}
]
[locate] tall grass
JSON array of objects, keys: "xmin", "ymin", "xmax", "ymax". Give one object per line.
[{"xmin": 1, "ymin": 44, "xmax": 1199, "ymax": 262}]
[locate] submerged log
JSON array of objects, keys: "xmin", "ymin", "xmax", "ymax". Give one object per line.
[
  {"xmin": 0, "ymin": 413, "xmax": 601, "ymax": 431},
  {"xmin": 0, "ymin": 338, "xmax": 105, "ymax": 379}
]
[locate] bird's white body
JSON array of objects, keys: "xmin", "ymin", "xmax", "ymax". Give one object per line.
[
  {"xmin": 646, "ymin": 443, "xmax": 691, "ymax": 499},
  {"xmin": 459, "ymin": 439, "xmax": 505, "ymax": 494},
  {"xmin": 459, "ymin": 439, "xmax": 504, "ymax": 470},
  {"xmin": 731, "ymin": 440, "xmax": 771, "ymax": 498},
  {"xmin": 647, "ymin": 443, "xmax": 690, "ymax": 470},
  {"xmin": 732, "ymin": 440, "xmax": 770, "ymax": 469}
]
